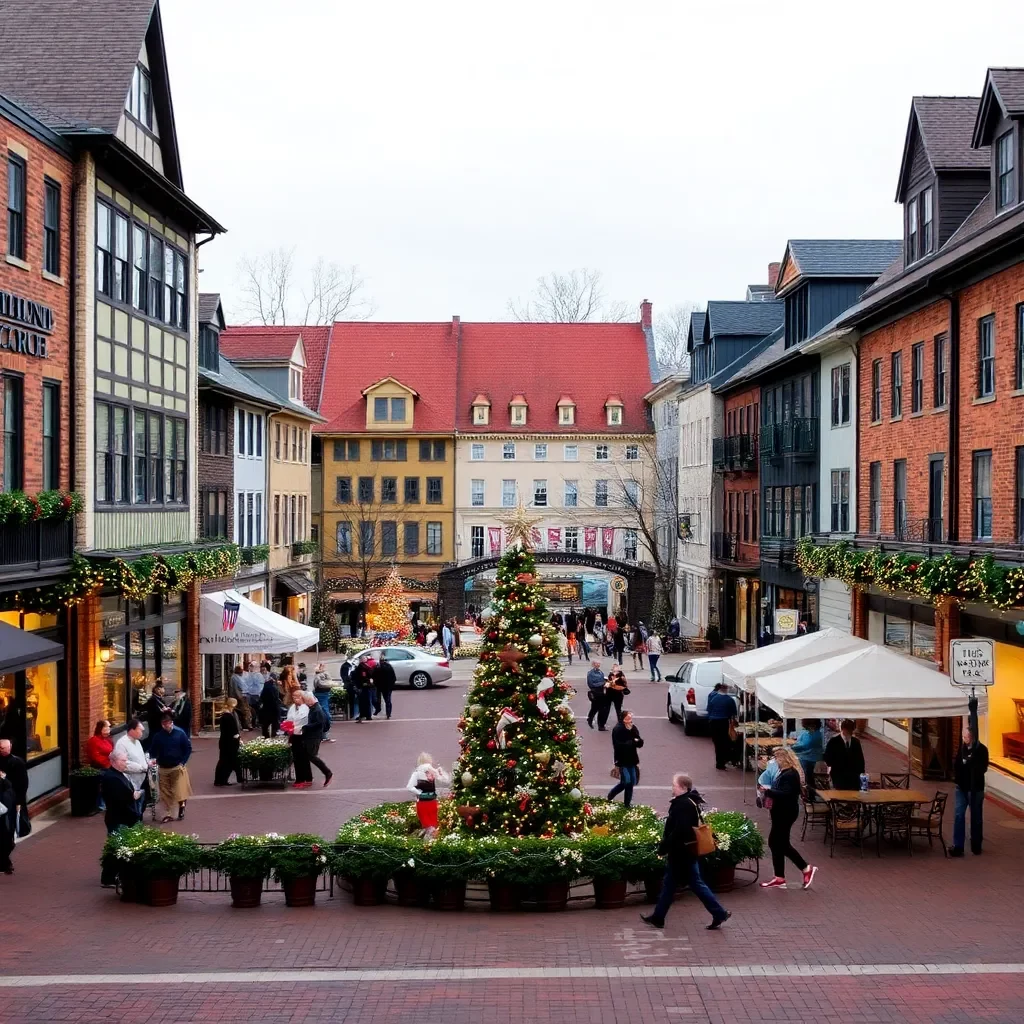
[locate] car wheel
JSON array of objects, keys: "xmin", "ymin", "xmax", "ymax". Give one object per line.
[
  {"xmin": 683, "ymin": 713, "xmax": 698, "ymax": 736},
  {"xmin": 667, "ymin": 695, "xmax": 680, "ymax": 723},
  {"xmin": 409, "ymin": 671, "xmax": 431, "ymax": 690}
]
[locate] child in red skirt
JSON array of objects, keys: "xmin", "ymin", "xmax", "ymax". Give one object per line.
[{"xmin": 406, "ymin": 753, "xmax": 450, "ymax": 832}]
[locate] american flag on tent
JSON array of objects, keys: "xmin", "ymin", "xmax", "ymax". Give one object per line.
[{"xmin": 222, "ymin": 599, "xmax": 241, "ymax": 631}]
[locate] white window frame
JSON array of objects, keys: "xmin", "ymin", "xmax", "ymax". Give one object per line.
[
  {"xmin": 595, "ymin": 444, "xmax": 609, "ymax": 461},
  {"xmin": 511, "ymin": 404, "xmax": 527, "ymax": 425},
  {"xmin": 502, "ymin": 442, "xmax": 516, "ymax": 460},
  {"xmin": 564, "ymin": 526, "xmax": 579, "ymax": 552},
  {"xmin": 470, "ymin": 443, "xmax": 484, "ymax": 461},
  {"xmin": 559, "ymin": 405, "xmax": 575, "ymax": 425},
  {"xmin": 534, "ymin": 443, "xmax": 547, "ymax": 461},
  {"xmin": 595, "ymin": 479, "xmax": 609, "ymax": 507},
  {"xmin": 564, "ymin": 479, "xmax": 578, "ymax": 507},
  {"xmin": 625, "ymin": 444, "xmax": 639, "ymax": 461},
  {"xmin": 607, "ymin": 405, "xmax": 622, "ymax": 426},
  {"xmin": 471, "ymin": 479, "xmax": 485, "ymax": 507},
  {"xmin": 623, "ymin": 480, "xmax": 639, "ymax": 506},
  {"xmin": 473, "ymin": 405, "xmax": 489, "ymax": 425},
  {"xmin": 470, "ymin": 524, "xmax": 484, "ymax": 558},
  {"xmin": 533, "ymin": 479, "xmax": 548, "ymax": 507},
  {"xmin": 563, "ymin": 444, "xmax": 578, "ymax": 461},
  {"xmin": 501, "ymin": 479, "xmax": 516, "ymax": 507}
]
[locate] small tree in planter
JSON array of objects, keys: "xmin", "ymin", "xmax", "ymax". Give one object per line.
[
  {"xmin": 101, "ymin": 824, "xmax": 202, "ymax": 906},
  {"xmin": 701, "ymin": 810, "xmax": 765, "ymax": 891},
  {"xmin": 237, "ymin": 737, "xmax": 292, "ymax": 786},
  {"xmin": 271, "ymin": 833, "xmax": 329, "ymax": 906},
  {"xmin": 206, "ymin": 834, "xmax": 280, "ymax": 908}
]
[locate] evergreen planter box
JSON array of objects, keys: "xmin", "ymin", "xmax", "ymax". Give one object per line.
[
  {"xmin": 69, "ymin": 769, "xmax": 101, "ymax": 816},
  {"xmin": 529, "ymin": 880, "xmax": 569, "ymax": 912},
  {"xmin": 593, "ymin": 878, "xmax": 628, "ymax": 909},
  {"xmin": 347, "ymin": 877, "xmax": 388, "ymax": 906},
  {"xmin": 487, "ymin": 880, "xmax": 522, "ymax": 912},
  {"xmin": 237, "ymin": 739, "xmax": 292, "ymax": 788},
  {"xmin": 102, "ymin": 825, "xmax": 201, "ymax": 906},
  {"xmin": 229, "ymin": 877, "xmax": 264, "ymax": 908},
  {"xmin": 432, "ymin": 881, "xmax": 466, "ymax": 912}
]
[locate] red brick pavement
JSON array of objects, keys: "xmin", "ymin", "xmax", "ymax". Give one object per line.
[{"xmin": 2, "ymin": 656, "xmax": 1022, "ymax": 1022}]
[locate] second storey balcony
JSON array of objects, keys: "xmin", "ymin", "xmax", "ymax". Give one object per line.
[
  {"xmin": 0, "ymin": 518, "xmax": 75, "ymax": 584},
  {"xmin": 712, "ymin": 433, "xmax": 759, "ymax": 472},
  {"xmin": 760, "ymin": 418, "xmax": 818, "ymax": 460}
]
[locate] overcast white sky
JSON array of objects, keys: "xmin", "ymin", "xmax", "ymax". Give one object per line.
[{"xmin": 162, "ymin": 0, "xmax": 1024, "ymax": 324}]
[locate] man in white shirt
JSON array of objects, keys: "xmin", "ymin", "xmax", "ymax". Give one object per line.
[{"xmin": 113, "ymin": 718, "xmax": 152, "ymax": 815}]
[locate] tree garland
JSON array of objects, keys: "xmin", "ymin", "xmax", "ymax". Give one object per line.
[
  {"xmin": 0, "ymin": 489, "xmax": 83, "ymax": 526},
  {"xmin": 0, "ymin": 544, "xmax": 242, "ymax": 613},
  {"xmin": 797, "ymin": 538, "xmax": 1024, "ymax": 611}
]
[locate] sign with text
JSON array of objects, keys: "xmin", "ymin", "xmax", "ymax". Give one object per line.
[
  {"xmin": 774, "ymin": 608, "xmax": 798, "ymax": 637},
  {"xmin": 949, "ymin": 639, "xmax": 994, "ymax": 687}
]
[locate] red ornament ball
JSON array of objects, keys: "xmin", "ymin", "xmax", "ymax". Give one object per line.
[
  {"xmin": 506, "ymin": 759, "xmax": 517, "ymax": 768},
  {"xmin": 545, "ymin": 668, "xmax": 556, "ymax": 677},
  {"xmin": 487, "ymin": 740, "xmax": 497, "ymax": 750},
  {"xmin": 528, "ymin": 694, "xmax": 536, "ymax": 702},
  {"xmin": 487, "ymin": 630, "xmax": 498, "ymax": 639}
]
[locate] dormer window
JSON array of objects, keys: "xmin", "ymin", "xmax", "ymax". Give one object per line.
[
  {"xmin": 126, "ymin": 64, "xmax": 153, "ymax": 131},
  {"xmin": 905, "ymin": 186, "xmax": 933, "ymax": 265},
  {"xmin": 997, "ymin": 131, "xmax": 1016, "ymax": 210},
  {"xmin": 373, "ymin": 396, "xmax": 405, "ymax": 422},
  {"xmin": 605, "ymin": 397, "xmax": 624, "ymax": 426},
  {"xmin": 921, "ymin": 188, "xmax": 933, "ymax": 252},
  {"xmin": 557, "ymin": 396, "xmax": 575, "ymax": 425},
  {"xmin": 471, "ymin": 393, "xmax": 491, "ymax": 425},
  {"xmin": 289, "ymin": 367, "xmax": 303, "ymax": 401},
  {"xmin": 509, "ymin": 395, "xmax": 528, "ymax": 426},
  {"xmin": 199, "ymin": 326, "xmax": 219, "ymax": 372},
  {"xmin": 907, "ymin": 200, "xmax": 919, "ymax": 263}
]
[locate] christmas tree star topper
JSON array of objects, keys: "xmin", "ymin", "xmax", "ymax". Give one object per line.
[{"xmin": 497, "ymin": 498, "xmax": 544, "ymax": 550}]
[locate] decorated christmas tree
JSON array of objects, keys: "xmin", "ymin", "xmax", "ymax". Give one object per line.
[
  {"xmin": 445, "ymin": 506, "xmax": 586, "ymax": 836},
  {"xmin": 366, "ymin": 566, "xmax": 412, "ymax": 639}
]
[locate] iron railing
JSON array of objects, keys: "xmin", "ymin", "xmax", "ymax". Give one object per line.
[
  {"xmin": 0, "ymin": 519, "xmax": 74, "ymax": 577},
  {"xmin": 760, "ymin": 418, "xmax": 818, "ymax": 458},
  {"xmin": 713, "ymin": 434, "xmax": 758, "ymax": 471}
]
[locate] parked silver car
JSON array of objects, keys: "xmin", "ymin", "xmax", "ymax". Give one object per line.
[{"xmin": 348, "ymin": 646, "xmax": 452, "ymax": 689}]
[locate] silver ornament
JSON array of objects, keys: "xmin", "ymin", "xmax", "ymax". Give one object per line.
[
  {"xmin": 528, "ymin": 634, "xmax": 542, "ymax": 647},
  {"xmin": 569, "ymin": 787, "xmax": 582, "ymax": 799},
  {"xmin": 461, "ymin": 771, "xmax": 473, "ymax": 786}
]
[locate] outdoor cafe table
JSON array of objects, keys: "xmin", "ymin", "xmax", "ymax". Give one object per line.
[{"xmin": 818, "ymin": 789, "xmax": 931, "ymax": 857}]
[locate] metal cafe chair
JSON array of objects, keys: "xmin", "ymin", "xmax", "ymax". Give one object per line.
[
  {"xmin": 827, "ymin": 800, "xmax": 864, "ymax": 858},
  {"xmin": 910, "ymin": 791, "xmax": 948, "ymax": 855},
  {"xmin": 876, "ymin": 802, "xmax": 914, "ymax": 856},
  {"xmin": 880, "ymin": 772, "xmax": 911, "ymax": 790}
]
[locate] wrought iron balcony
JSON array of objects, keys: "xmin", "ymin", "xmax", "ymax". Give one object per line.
[
  {"xmin": 0, "ymin": 519, "xmax": 74, "ymax": 580},
  {"xmin": 713, "ymin": 434, "xmax": 759, "ymax": 472},
  {"xmin": 759, "ymin": 536, "xmax": 798, "ymax": 569},
  {"xmin": 760, "ymin": 418, "xmax": 818, "ymax": 459}
]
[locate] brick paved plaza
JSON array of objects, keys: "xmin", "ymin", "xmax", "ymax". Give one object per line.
[{"xmin": 3, "ymin": 656, "xmax": 1023, "ymax": 1023}]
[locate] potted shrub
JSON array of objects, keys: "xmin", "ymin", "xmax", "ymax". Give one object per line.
[
  {"xmin": 415, "ymin": 834, "xmax": 478, "ymax": 911},
  {"xmin": 237, "ymin": 737, "xmax": 292, "ymax": 786},
  {"xmin": 333, "ymin": 844, "xmax": 406, "ymax": 906},
  {"xmin": 701, "ymin": 810, "xmax": 765, "ymax": 892},
  {"xmin": 584, "ymin": 837, "xmax": 638, "ymax": 910},
  {"xmin": 335, "ymin": 804, "xmax": 418, "ymax": 906},
  {"xmin": 69, "ymin": 766, "xmax": 102, "ymax": 817},
  {"xmin": 494, "ymin": 839, "xmax": 583, "ymax": 912},
  {"xmin": 478, "ymin": 842, "xmax": 520, "ymax": 912},
  {"xmin": 206, "ymin": 834, "xmax": 280, "ymax": 908},
  {"xmin": 101, "ymin": 824, "xmax": 202, "ymax": 906},
  {"xmin": 272, "ymin": 833, "xmax": 329, "ymax": 906}
]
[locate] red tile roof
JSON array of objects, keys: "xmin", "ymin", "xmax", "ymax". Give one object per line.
[
  {"xmin": 219, "ymin": 325, "xmax": 332, "ymax": 410},
  {"xmin": 316, "ymin": 322, "xmax": 459, "ymax": 433},
  {"xmin": 457, "ymin": 322, "xmax": 651, "ymax": 434}
]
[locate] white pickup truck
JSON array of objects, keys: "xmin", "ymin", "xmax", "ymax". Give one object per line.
[{"xmin": 665, "ymin": 657, "xmax": 736, "ymax": 735}]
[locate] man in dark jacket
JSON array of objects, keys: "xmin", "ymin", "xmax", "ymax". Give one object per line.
[
  {"xmin": 353, "ymin": 656, "xmax": 376, "ymax": 722},
  {"xmin": 642, "ymin": 773, "xmax": 730, "ymax": 931},
  {"xmin": 372, "ymin": 656, "xmax": 398, "ymax": 720},
  {"xmin": 0, "ymin": 739, "xmax": 28, "ymax": 843},
  {"xmin": 99, "ymin": 749, "xmax": 143, "ymax": 885},
  {"xmin": 257, "ymin": 676, "xmax": 283, "ymax": 737},
  {"xmin": 823, "ymin": 719, "xmax": 865, "ymax": 791},
  {"xmin": 950, "ymin": 725, "xmax": 989, "ymax": 857},
  {"xmin": 142, "ymin": 684, "xmax": 170, "ymax": 750},
  {"xmin": 706, "ymin": 684, "xmax": 737, "ymax": 771},
  {"xmin": 585, "ymin": 661, "xmax": 609, "ymax": 730}
]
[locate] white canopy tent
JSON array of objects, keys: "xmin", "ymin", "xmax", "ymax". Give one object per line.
[
  {"xmin": 720, "ymin": 627, "xmax": 870, "ymax": 691},
  {"xmin": 199, "ymin": 589, "xmax": 319, "ymax": 654}
]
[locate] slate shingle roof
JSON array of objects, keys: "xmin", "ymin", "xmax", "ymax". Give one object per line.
[
  {"xmin": 686, "ymin": 311, "xmax": 706, "ymax": 353},
  {"xmin": 198, "ymin": 293, "xmax": 221, "ymax": 326},
  {"xmin": 705, "ymin": 300, "xmax": 783, "ymax": 339},
  {"xmin": 913, "ymin": 96, "xmax": 989, "ymax": 171},
  {"xmin": 199, "ymin": 356, "xmax": 283, "ymax": 409},
  {"xmin": 786, "ymin": 239, "xmax": 903, "ymax": 278},
  {"xmin": 989, "ymin": 68, "xmax": 1024, "ymax": 115}
]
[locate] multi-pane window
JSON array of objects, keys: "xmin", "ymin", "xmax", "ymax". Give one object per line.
[
  {"xmin": 2, "ymin": 375, "xmax": 23, "ymax": 491},
  {"xmin": 471, "ymin": 479, "xmax": 484, "ymax": 506},
  {"xmin": 534, "ymin": 443, "xmax": 547, "ymax": 461},
  {"xmin": 871, "ymin": 359, "xmax": 882, "ymax": 421},
  {"xmin": 623, "ymin": 480, "xmax": 639, "ymax": 507},
  {"xmin": 359, "ymin": 521, "xmax": 374, "ymax": 556},
  {"xmin": 934, "ymin": 334, "xmax": 948, "ymax": 407},
  {"xmin": 126, "ymin": 64, "xmax": 153, "ymax": 129},
  {"xmin": 869, "ymin": 462, "xmax": 882, "ymax": 534},
  {"xmin": 830, "ymin": 469, "xmax": 850, "ymax": 533},
  {"xmin": 804, "ymin": 485, "xmax": 814, "ymax": 537},
  {"xmin": 470, "ymin": 525, "xmax": 484, "ymax": 558},
  {"xmin": 1016, "ymin": 305, "xmax": 1024, "ymax": 391},
  {"xmin": 564, "ymin": 527, "xmax": 579, "ymax": 553},
  {"xmin": 501, "ymin": 479, "xmax": 515, "ymax": 507},
  {"xmin": 43, "ymin": 179, "xmax": 60, "ymax": 275},
  {"xmin": 502, "ymin": 442, "xmax": 516, "ymax": 460},
  {"xmin": 273, "ymin": 495, "xmax": 280, "ymax": 546},
  {"xmin": 564, "ymin": 444, "xmax": 578, "ymax": 461},
  {"xmin": 357, "ymin": 477, "xmax": 374, "ymax": 503},
  {"xmin": 595, "ymin": 479, "xmax": 609, "ymax": 507},
  {"xmin": 893, "ymin": 460, "xmax": 907, "ymax": 538},
  {"xmin": 404, "ymin": 477, "xmax": 419, "ymax": 503},
  {"xmin": 289, "ymin": 367, "xmax": 302, "ymax": 400},
  {"xmin": 335, "ymin": 522, "xmax": 352, "ymax": 555},
  {"xmin": 997, "ymin": 131, "xmax": 1016, "ymax": 211},
  {"xmin": 978, "ymin": 316, "xmax": 995, "ymax": 398},
  {"xmin": 420, "ymin": 440, "xmax": 446, "ymax": 461},
  {"xmin": 335, "ymin": 476, "xmax": 352, "ymax": 504},
  {"xmin": 564, "ymin": 479, "xmax": 578, "ymax": 507},
  {"xmin": 907, "ymin": 198, "xmax": 918, "ymax": 263},
  {"xmin": 595, "ymin": 444, "xmax": 609, "ymax": 461},
  {"xmin": 973, "ymin": 450, "xmax": 993, "ymax": 541},
  {"xmin": 6, "ymin": 155, "xmax": 25, "ymax": 261},
  {"xmin": 199, "ymin": 328, "xmax": 220, "ymax": 374},
  {"xmin": 381, "ymin": 476, "xmax": 397, "ymax": 503},
  {"xmin": 625, "ymin": 444, "xmax": 639, "ymax": 461},
  {"xmin": 533, "ymin": 479, "xmax": 547, "ymax": 507},
  {"xmin": 129, "ymin": 410, "xmax": 184, "ymax": 505},
  {"xmin": 163, "ymin": 416, "xmax": 186, "ymax": 503},
  {"xmin": 510, "ymin": 404, "xmax": 527, "ymax": 425},
  {"xmin": 42, "ymin": 381, "xmax": 59, "ymax": 490},
  {"xmin": 203, "ymin": 490, "xmax": 228, "ymax": 539},
  {"xmin": 404, "ymin": 521, "xmax": 420, "ymax": 555},
  {"xmin": 426, "ymin": 477, "xmax": 443, "ymax": 503},
  {"xmin": 373, "ymin": 397, "xmax": 388, "ymax": 421},
  {"xmin": 369, "ymin": 439, "xmax": 405, "ymax": 461},
  {"xmin": 1016, "ymin": 447, "xmax": 1024, "ymax": 544},
  {"xmin": 623, "ymin": 529, "xmax": 637, "ymax": 560},
  {"xmin": 132, "ymin": 224, "xmax": 148, "ymax": 311},
  {"xmin": 911, "ymin": 342, "xmax": 924, "ymax": 413},
  {"xmin": 381, "ymin": 521, "xmax": 397, "ymax": 557},
  {"xmin": 426, "ymin": 521, "xmax": 442, "ymax": 555},
  {"xmin": 891, "ymin": 351, "xmax": 903, "ymax": 417},
  {"xmin": 333, "ymin": 439, "xmax": 360, "ymax": 461},
  {"xmin": 830, "ymin": 363, "xmax": 851, "ymax": 426},
  {"xmin": 94, "ymin": 402, "xmax": 128, "ymax": 503},
  {"xmin": 470, "ymin": 443, "xmax": 484, "ymax": 461},
  {"xmin": 921, "ymin": 187, "xmax": 933, "ymax": 254}
]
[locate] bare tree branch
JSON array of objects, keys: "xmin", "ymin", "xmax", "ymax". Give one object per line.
[
  {"xmin": 237, "ymin": 248, "xmax": 373, "ymax": 325},
  {"xmin": 507, "ymin": 268, "xmax": 630, "ymax": 323},
  {"xmin": 654, "ymin": 302, "xmax": 702, "ymax": 378}
]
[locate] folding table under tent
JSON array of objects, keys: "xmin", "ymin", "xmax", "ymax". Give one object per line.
[{"xmin": 199, "ymin": 589, "xmax": 320, "ymax": 654}]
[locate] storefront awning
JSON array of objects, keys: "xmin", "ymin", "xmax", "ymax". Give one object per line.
[
  {"xmin": 0, "ymin": 620, "xmax": 64, "ymax": 674},
  {"xmin": 275, "ymin": 571, "xmax": 315, "ymax": 596},
  {"xmin": 199, "ymin": 589, "xmax": 319, "ymax": 654}
]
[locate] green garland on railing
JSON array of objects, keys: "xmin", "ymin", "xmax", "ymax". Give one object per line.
[
  {"xmin": 0, "ymin": 543, "xmax": 242, "ymax": 612},
  {"xmin": 797, "ymin": 538, "xmax": 1024, "ymax": 611},
  {"xmin": 240, "ymin": 544, "xmax": 271, "ymax": 566},
  {"xmin": 0, "ymin": 489, "xmax": 83, "ymax": 526}
]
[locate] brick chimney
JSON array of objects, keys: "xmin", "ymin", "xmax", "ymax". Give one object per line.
[
  {"xmin": 640, "ymin": 300, "xmax": 652, "ymax": 329},
  {"xmin": 767, "ymin": 262, "xmax": 781, "ymax": 289},
  {"xmin": 451, "ymin": 315, "xmax": 461, "ymax": 340}
]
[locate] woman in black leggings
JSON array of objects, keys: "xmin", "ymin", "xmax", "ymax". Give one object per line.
[
  {"xmin": 300, "ymin": 693, "xmax": 333, "ymax": 787},
  {"xmin": 759, "ymin": 748, "xmax": 817, "ymax": 890}
]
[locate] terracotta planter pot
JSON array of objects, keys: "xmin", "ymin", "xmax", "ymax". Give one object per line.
[
  {"xmin": 533, "ymin": 880, "xmax": 569, "ymax": 912},
  {"xmin": 282, "ymin": 875, "xmax": 317, "ymax": 907},
  {"xmin": 394, "ymin": 872, "xmax": 430, "ymax": 907},
  {"xmin": 593, "ymin": 877, "xmax": 628, "ymax": 909},
  {"xmin": 487, "ymin": 880, "xmax": 521, "ymax": 912},
  {"xmin": 705, "ymin": 863, "xmax": 736, "ymax": 893},
  {"xmin": 119, "ymin": 871, "xmax": 141, "ymax": 903},
  {"xmin": 349, "ymin": 876, "xmax": 387, "ymax": 906},
  {"xmin": 643, "ymin": 873, "xmax": 664, "ymax": 903},
  {"xmin": 229, "ymin": 876, "xmax": 264, "ymax": 908},
  {"xmin": 142, "ymin": 875, "xmax": 180, "ymax": 907},
  {"xmin": 433, "ymin": 881, "xmax": 466, "ymax": 911}
]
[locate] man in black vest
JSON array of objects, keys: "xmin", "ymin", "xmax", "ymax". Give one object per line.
[
  {"xmin": 99, "ymin": 749, "xmax": 143, "ymax": 886},
  {"xmin": 823, "ymin": 719, "xmax": 866, "ymax": 791}
]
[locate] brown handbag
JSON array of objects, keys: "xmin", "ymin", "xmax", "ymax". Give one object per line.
[
  {"xmin": 692, "ymin": 810, "xmax": 716, "ymax": 857},
  {"xmin": 609, "ymin": 766, "xmax": 621, "ymax": 780}
]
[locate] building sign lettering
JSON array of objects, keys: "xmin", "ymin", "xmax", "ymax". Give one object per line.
[{"xmin": 0, "ymin": 289, "xmax": 54, "ymax": 360}]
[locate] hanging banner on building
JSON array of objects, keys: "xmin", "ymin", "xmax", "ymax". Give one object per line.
[
  {"xmin": 547, "ymin": 527, "xmax": 562, "ymax": 551},
  {"xmin": 584, "ymin": 526, "xmax": 598, "ymax": 554},
  {"xmin": 531, "ymin": 526, "xmax": 543, "ymax": 550},
  {"xmin": 488, "ymin": 526, "xmax": 502, "ymax": 556},
  {"xmin": 602, "ymin": 527, "xmax": 615, "ymax": 556}
]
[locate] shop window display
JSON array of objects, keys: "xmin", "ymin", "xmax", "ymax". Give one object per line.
[{"xmin": 983, "ymin": 641, "xmax": 1024, "ymax": 780}]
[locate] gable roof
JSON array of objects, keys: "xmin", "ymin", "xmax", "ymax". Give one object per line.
[
  {"xmin": 457, "ymin": 322, "xmax": 652, "ymax": 434},
  {"xmin": 198, "ymin": 293, "xmax": 223, "ymax": 329},
  {"xmin": 704, "ymin": 300, "xmax": 783, "ymax": 341},
  {"xmin": 317, "ymin": 323, "xmax": 458, "ymax": 434},
  {"xmin": 686, "ymin": 311, "xmax": 706, "ymax": 353},
  {"xmin": 775, "ymin": 240, "xmax": 903, "ymax": 294},
  {"xmin": 972, "ymin": 68, "xmax": 1024, "ymax": 147},
  {"xmin": 896, "ymin": 96, "xmax": 988, "ymax": 199},
  {"xmin": 199, "ymin": 355, "xmax": 283, "ymax": 410}
]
